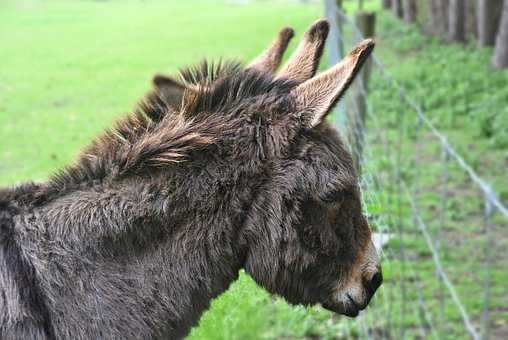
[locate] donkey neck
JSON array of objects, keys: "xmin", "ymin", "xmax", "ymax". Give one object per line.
[{"xmin": 0, "ymin": 162, "xmax": 260, "ymax": 339}]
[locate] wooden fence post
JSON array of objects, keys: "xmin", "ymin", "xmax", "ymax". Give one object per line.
[
  {"xmin": 382, "ymin": 0, "xmax": 392, "ymax": 9},
  {"xmin": 356, "ymin": 12, "xmax": 376, "ymax": 87},
  {"xmin": 393, "ymin": 0, "xmax": 403, "ymax": 18},
  {"xmin": 350, "ymin": 11, "xmax": 376, "ymax": 174},
  {"xmin": 336, "ymin": 0, "xmax": 344, "ymax": 58},
  {"xmin": 327, "ymin": 0, "xmax": 347, "ymax": 127},
  {"xmin": 448, "ymin": 0, "xmax": 466, "ymax": 42},
  {"xmin": 478, "ymin": 0, "xmax": 503, "ymax": 46},
  {"xmin": 403, "ymin": 0, "xmax": 418, "ymax": 23}
]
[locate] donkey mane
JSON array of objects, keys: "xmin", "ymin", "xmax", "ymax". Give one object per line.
[
  {"xmin": 177, "ymin": 60, "xmax": 297, "ymax": 115},
  {"xmin": 35, "ymin": 61, "xmax": 298, "ymax": 205},
  {"xmin": 179, "ymin": 60, "xmax": 243, "ymax": 86}
]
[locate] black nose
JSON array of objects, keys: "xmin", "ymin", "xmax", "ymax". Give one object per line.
[{"xmin": 366, "ymin": 271, "xmax": 383, "ymax": 294}]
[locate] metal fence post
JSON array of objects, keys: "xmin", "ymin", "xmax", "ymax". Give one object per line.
[
  {"xmin": 395, "ymin": 94, "xmax": 407, "ymax": 340},
  {"xmin": 437, "ymin": 143, "xmax": 450, "ymax": 334},
  {"xmin": 481, "ymin": 195, "xmax": 495, "ymax": 340},
  {"xmin": 325, "ymin": 0, "xmax": 343, "ymax": 67},
  {"xmin": 325, "ymin": 0, "xmax": 347, "ymax": 128},
  {"xmin": 349, "ymin": 10, "xmax": 376, "ymax": 174}
]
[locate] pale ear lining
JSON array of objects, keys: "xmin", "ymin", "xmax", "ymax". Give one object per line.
[
  {"xmin": 291, "ymin": 39, "xmax": 375, "ymax": 128},
  {"xmin": 276, "ymin": 19, "xmax": 330, "ymax": 83}
]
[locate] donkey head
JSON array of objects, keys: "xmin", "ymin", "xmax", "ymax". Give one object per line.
[{"xmin": 150, "ymin": 20, "xmax": 381, "ymax": 317}]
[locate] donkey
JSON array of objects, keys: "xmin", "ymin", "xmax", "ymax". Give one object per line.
[{"xmin": 0, "ymin": 19, "xmax": 382, "ymax": 339}]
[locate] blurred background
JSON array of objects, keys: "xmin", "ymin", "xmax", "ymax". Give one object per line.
[{"xmin": 1, "ymin": 0, "xmax": 507, "ymax": 339}]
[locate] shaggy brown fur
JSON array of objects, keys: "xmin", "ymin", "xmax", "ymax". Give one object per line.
[{"xmin": 0, "ymin": 20, "xmax": 382, "ymax": 339}]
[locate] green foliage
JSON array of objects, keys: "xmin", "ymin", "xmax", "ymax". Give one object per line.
[{"xmin": 375, "ymin": 12, "xmax": 508, "ymax": 150}]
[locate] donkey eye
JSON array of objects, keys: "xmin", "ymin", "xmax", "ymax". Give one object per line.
[
  {"xmin": 300, "ymin": 225, "xmax": 321, "ymax": 250},
  {"xmin": 320, "ymin": 190, "xmax": 343, "ymax": 204}
]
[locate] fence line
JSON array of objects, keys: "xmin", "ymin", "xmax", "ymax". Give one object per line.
[
  {"xmin": 358, "ymin": 78, "xmax": 480, "ymax": 338},
  {"xmin": 341, "ymin": 40, "xmax": 484, "ymax": 339},
  {"xmin": 402, "ymin": 180, "xmax": 480, "ymax": 340},
  {"xmin": 334, "ymin": 8, "xmax": 508, "ymax": 219},
  {"xmin": 325, "ymin": 2, "xmax": 507, "ymax": 339}
]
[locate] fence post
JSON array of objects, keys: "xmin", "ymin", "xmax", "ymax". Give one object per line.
[
  {"xmin": 437, "ymin": 143, "xmax": 450, "ymax": 334},
  {"xmin": 356, "ymin": 11, "xmax": 376, "ymax": 86},
  {"xmin": 325, "ymin": 0, "xmax": 348, "ymax": 133},
  {"xmin": 382, "ymin": 0, "xmax": 392, "ymax": 9},
  {"xmin": 325, "ymin": 0, "xmax": 344, "ymax": 64},
  {"xmin": 395, "ymin": 91, "xmax": 407, "ymax": 340},
  {"xmin": 349, "ymin": 11, "xmax": 376, "ymax": 174},
  {"xmin": 481, "ymin": 196, "xmax": 495, "ymax": 340},
  {"xmin": 336, "ymin": 0, "xmax": 344, "ymax": 55}
]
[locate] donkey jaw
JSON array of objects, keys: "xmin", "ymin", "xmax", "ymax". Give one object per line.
[
  {"xmin": 321, "ymin": 303, "xmax": 360, "ymax": 318},
  {"xmin": 323, "ymin": 239, "xmax": 382, "ymax": 317}
]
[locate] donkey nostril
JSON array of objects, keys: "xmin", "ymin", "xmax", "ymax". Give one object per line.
[{"xmin": 369, "ymin": 271, "xmax": 383, "ymax": 292}]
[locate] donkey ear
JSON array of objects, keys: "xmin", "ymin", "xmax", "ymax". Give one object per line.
[
  {"xmin": 153, "ymin": 74, "xmax": 180, "ymax": 88},
  {"xmin": 276, "ymin": 19, "xmax": 329, "ymax": 83},
  {"xmin": 247, "ymin": 27, "xmax": 294, "ymax": 74},
  {"xmin": 291, "ymin": 39, "xmax": 375, "ymax": 128},
  {"xmin": 152, "ymin": 74, "xmax": 189, "ymax": 110}
]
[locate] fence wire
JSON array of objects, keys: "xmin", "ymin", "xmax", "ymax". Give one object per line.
[{"xmin": 324, "ymin": 2, "xmax": 508, "ymax": 339}]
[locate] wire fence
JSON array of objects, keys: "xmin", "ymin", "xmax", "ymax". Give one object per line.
[{"xmin": 324, "ymin": 1, "xmax": 508, "ymax": 339}]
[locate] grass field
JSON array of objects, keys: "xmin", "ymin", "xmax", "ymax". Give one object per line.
[
  {"xmin": 1, "ymin": 0, "xmax": 507, "ymax": 339},
  {"xmin": 0, "ymin": 0, "xmax": 323, "ymax": 185}
]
